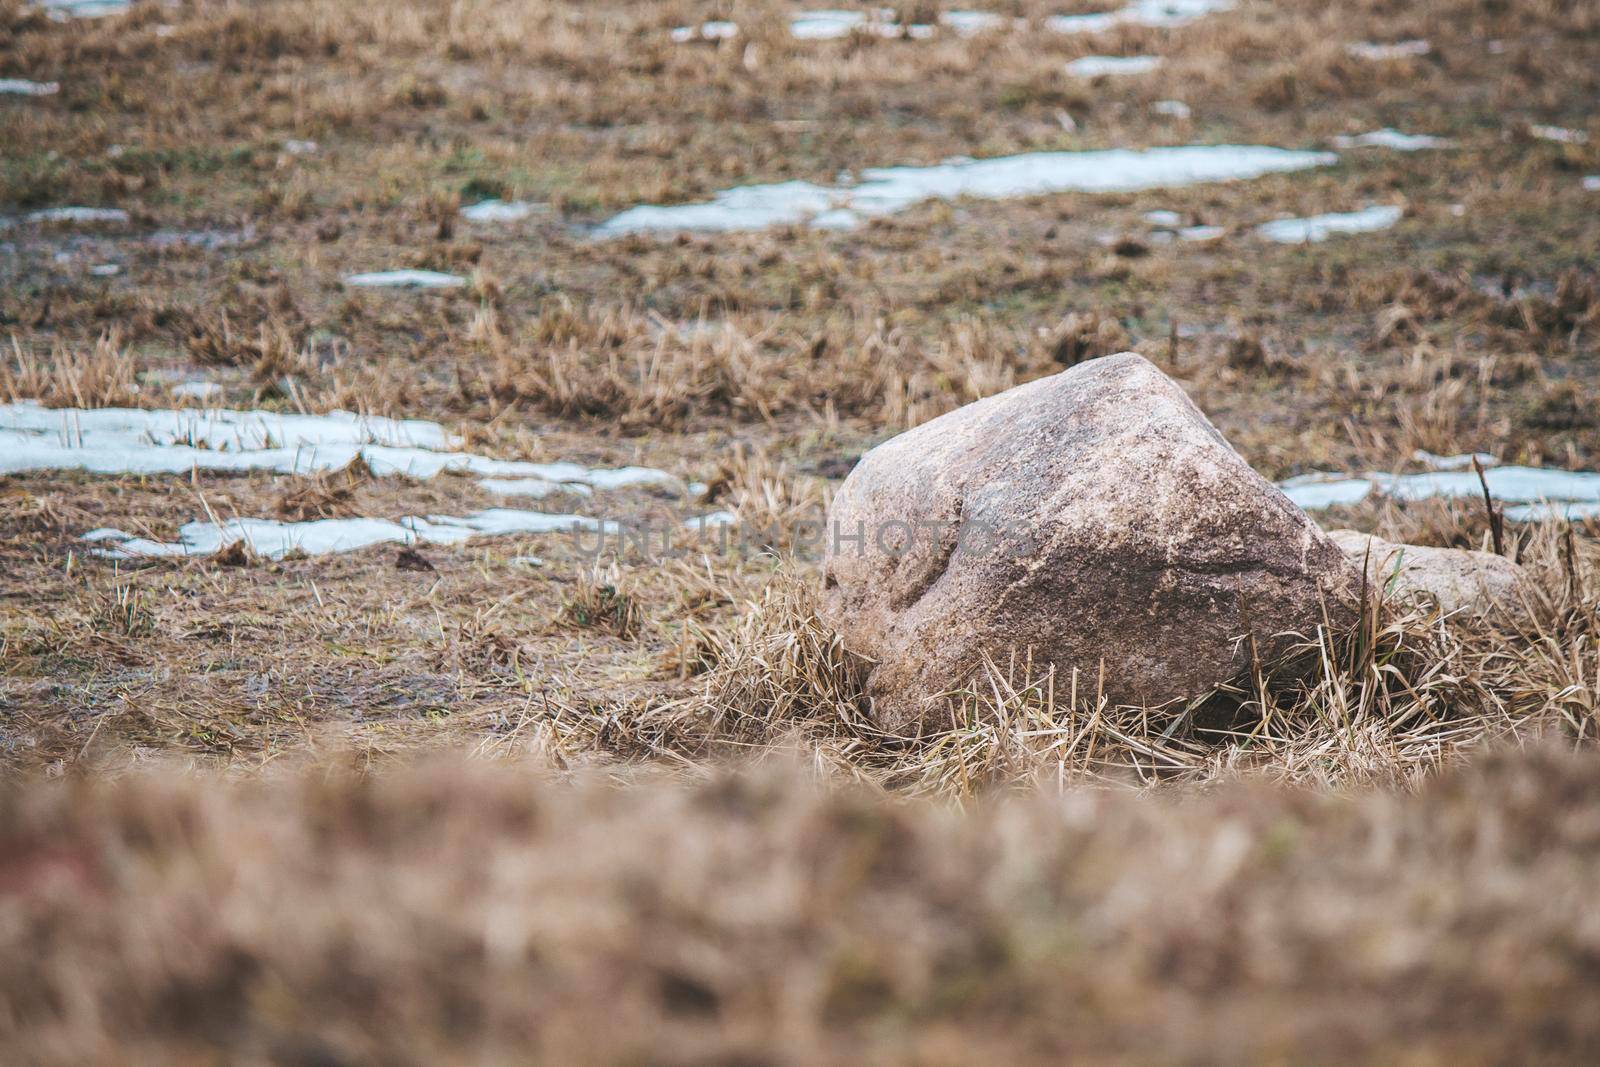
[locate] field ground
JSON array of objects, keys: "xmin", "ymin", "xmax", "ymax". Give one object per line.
[{"xmin": 2, "ymin": 0, "xmax": 1599, "ymax": 1060}]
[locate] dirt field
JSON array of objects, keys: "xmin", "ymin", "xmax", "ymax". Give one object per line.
[{"xmin": 2, "ymin": 0, "xmax": 1599, "ymax": 1060}]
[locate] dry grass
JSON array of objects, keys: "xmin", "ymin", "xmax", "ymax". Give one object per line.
[{"xmin": 4, "ymin": 742, "xmax": 1600, "ymax": 1064}]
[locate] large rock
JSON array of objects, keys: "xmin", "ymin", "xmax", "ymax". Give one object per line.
[
  {"xmin": 822, "ymin": 352, "xmax": 1361, "ymax": 732},
  {"xmin": 1326, "ymin": 530, "xmax": 1529, "ymax": 617}
]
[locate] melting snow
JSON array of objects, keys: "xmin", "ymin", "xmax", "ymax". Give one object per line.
[
  {"xmin": 790, "ymin": 9, "xmax": 933, "ymax": 39},
  {"xmin": 460, "ymin": 200, "xmax": 542, "ymax": 223},
  {"xmin": 1178, "ymin": 224, "xmax": 1225, "ymax": 242},
  {"xmin": 35, "ymin": 0, "xmax": 130, "ymax": 19},
  {"xmin": 1, "ymin": 402, "xmax": 686, "ymax": 496},
  {"xmin": 1282, "ymin": 466, "xmax": 1600, "ymax": 521},
  {"xmin": 1144, "ymin": 209, "xmax": 1183, "ymax": 226},
  {"xmin": 86, "ymin": 511, "xmax": 616, "ymax": 561},
  {"xmin": 1, "ymin": 206, "xmax": 129, "ymax": 228},
  {"xmin": 671, "ymin": 20, "xmax": 739, "ymax": 42},
  {"xmin": 1530, "ymin": 124, "xmax": 1589, "ymax": 145},
  {"xmin": 597, "ymin": 144, "xmax": 1337, "ymax": 236},
  {"xmin": 1152, "ymin": 99, "xmax": 1193, "ymax": 119},
  {"xmin": 0, "ymin": 79, "xmax": 59, "ymax": 96},
  {"xmin": 1584, "ymin": 176, "xmax": 1600, "ymax": 191},
  {"xmin": 1046, "ymin": 0, "xmax": 1233, "ymax": 34},
  {"xmin": 1065, "ymin": 55, "xmax": 1162, "ymax": 77},
  {"xmin": 1256, "ymin": 205, "xmax": 1402, "ymax": 244},
  {"xmin": 940, "ymin": 11, "xmax": 1015, "ymax": 35},
  {"xmin": 1346, "ymin": 40, "xmax": 1431, "ymax": 60},
  {"xmin": 1331, "ymin": 128, "xmax": 1453, "ymax": 151},
  {"xmin": 343, "ymin": 270, "xmax": 465, "ymax": 289}
]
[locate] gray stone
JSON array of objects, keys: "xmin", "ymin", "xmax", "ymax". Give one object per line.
[
  {"xmin": 1327, "ymin": 530, "xmax": 1528, "ymax": 616},
  {"xmin": 822, "ymin": 352, "xmax": 1361, "ymax": 732}
]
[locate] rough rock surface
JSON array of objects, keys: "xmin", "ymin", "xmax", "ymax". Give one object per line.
[
  {"xmin": 822, "ymin": 352, "xmax": 1361, "ymax": 731},
  {"xmin": 1327, "ymin": 530, "xmax": 1529, "ymax": 616}
]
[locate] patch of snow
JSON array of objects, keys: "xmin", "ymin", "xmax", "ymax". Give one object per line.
[
  {"xmin": 0, "ymin": 402, "xmax": 688, "ymax": 498},
  {"xmin": 1046, "ymin": 0, "xmax": 1234, "ymax": 35},
  {"xmin": 1530, "ymin": 124, "xmax": 1588, "ymax": 145},
  {"xmin": 940, "ymin": 11, "xmax": 1013, "ymax": 35},
  {"xmin": 1584, "ymin": 176, "xmax": 1600, "ymax": 192},
  {"xmin": 684, "ymin": 510, "xmax": 740, "ymax": 530},
  {"xmin": 1504, "ymin": 502, "xmax": 1600, "ymax": 523},
  {"xmin": 1178, "ymin": 224, "xmax": 1225, "ymax": 242},
  {"xmin": 1151, "ymin": 99, "xmax": 1192, "ymax": 119},
  {"xmin": 1283, "ymin": 465, "xmax": 1600, "ymax": 520},
  {"xmin": 282, "ymin": 139, "xmax": 318, "ymax": 156},
  {"xmin": 1346, "ymin": 39, "xmax": 1431, "ymax": 61},
  {"xmin": 598, "ymin": 180, "xmax": 838, "ymax": 235},
  {"xmin": 343, "ymin": 270, "xmax": 465, "ymax": 289},
  {"xmin": 460, "ymin": 199, "xmax": 542, "ymax": 223},
  {"xmin": 1331, "ymin": 128, "xmax": 1453, "ymax": 151},
  {"xmin": 598, "ymin": 144, "xmax": 1337, "ymax": 236},
  {"xmin": 35, "ymin": 0, "xmax": 130, "ymax": 20},
  {"xmin": 0, "ymin": 79, "xmax": 60, "ymax": 96},
  {"xmin": 147, "ymin": 227, "xmax": 254, "ymax": 251},
  {"xmin": 1065, "ymin": 55, "xmax": 1162, "ymax": 77},
  {"xmin": 1256, "ymin": 204, "xmax": 1402, "ymax": 244},
  {"xmin": 671, "ymin": 19, "xmax": 738, "ymax": 43},
  {"xmin": 1144, "ymin": 209, "xmax": 1183, "ymax": 226},
  {"xmin": 89, "ymin": 263, "xmax": 121, "ymax": 276},
  {"xmin": 791, "ymin": 9, "xmax": 919, "ymax": 39},
  {"xmin": 18, "ymin": 206, "xmax": 129, "ymax": 226},
  {"xmin": 1279, "ymin": 477, "xmax": 1374, "ymax": 510}
]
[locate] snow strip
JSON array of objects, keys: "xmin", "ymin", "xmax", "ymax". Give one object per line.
[
  {"xmin": 460, "ymin": 200, "xmax": 542, "ymax": 223},
  {"xmin": 671, "ymin": 20, "xmax": 738, "ymax": 43},
  {"xmin": 790, "ymin": 9, "xmax": 933, "ymax": 39},
  {"xmin": 1065, "ymin": 55, "xmax": 1162, "ymax": 77},
  {"xmin": 1281, "ymin": 466, "xmax": 1600, "ymax": 520},
  {"xmin": 940, "ymin": 11, "xmax": 1016, "ymax": 35},
  {"xmin": 87, "ymin": 508, "xmax": 748, "ymax": 560},
  {"xmin": 35, "ymin": 0, "xmax": 130, "ymax": 19},
  {"xmin": 1046, "ymin": 0, "xmax": 1234, "ymax": 35},
  {"xmin": 0, "ymin": 79, "xmax": 60, "ymax": 96},
  {"xmin": 1331, "ymin": 128, "xmax": 1453, "ymax": 151},
  {"xmin": 0, "ymin": 206, "xmax": 129, "ymax": 230},
  {"xmin": 86, "ymin": 511, "xmax": 616, "ymax": 561},
  {"xmin": 1346, "ymin": 40, "xmax": 1431, "ymax": 60},
  {"xmin": 1530, "ymin": 125, "xmax": 1589, "ymax": 145},
  {"xmin": 1255, "ymin": 205, "xmax": 1402, "ymax": 244},
  {"xmin": 597, "ymin": 144, "xmax": 1338, "ymax": 236},
  {"xmin": 343, "ymin": 270, "xmax": 465, "ymax": 289},
  {"xmin": 0, "ymin": 402, "xmax": 686, "ymax": 496}
]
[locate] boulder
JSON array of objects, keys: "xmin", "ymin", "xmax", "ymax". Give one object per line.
[
  {"xmin": 1326, "ymin": 530, "xmax": 1529, "ymax": 617},
  {"xmin": 821, "ymin": 352, "xmax": 1361, "ymax": 732}
]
